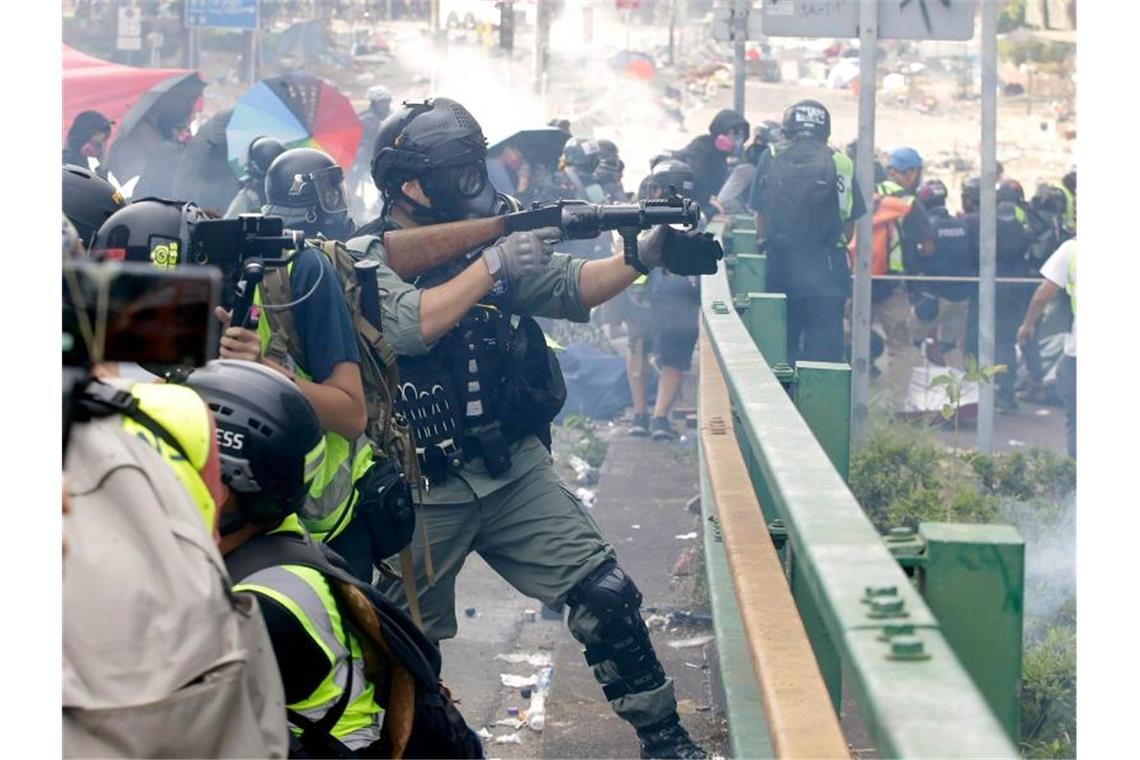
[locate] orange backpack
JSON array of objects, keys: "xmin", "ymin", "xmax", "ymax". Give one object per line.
[{"xmin": 847, "ymin": 194, "xmax": 912, "ymax": 274}]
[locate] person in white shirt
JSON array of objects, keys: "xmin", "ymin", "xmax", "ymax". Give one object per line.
[{"xmin": 1018, "ymin": 238, "xmax": 1077, "ymax": 458}]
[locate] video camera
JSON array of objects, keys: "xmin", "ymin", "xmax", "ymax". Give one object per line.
[{"xmin": 189, "ymin": 214, "xmax": 305, "ymax": 269}]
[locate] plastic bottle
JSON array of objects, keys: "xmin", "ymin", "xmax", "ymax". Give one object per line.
[{"xmin": 527, "ymin": 666, "xmax": 553, "ymax": 731}]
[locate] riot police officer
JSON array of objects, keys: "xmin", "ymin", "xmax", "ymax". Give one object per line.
[
  {"xmin": 354, "ymin": 97, "xmax": 719, "ymax": 758},
  {"xmin": 264, "ymin": 147, "xmax": 356, "ymax": 239},
  {"xmin": 225, "ymin": 135, "xmax": 285, "ymax": 218}
]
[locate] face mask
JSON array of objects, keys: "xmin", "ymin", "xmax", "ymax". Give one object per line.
[
  {"xmin": 714, "ymin": 134, "xmax": 736, "ymax": 154},
  {"xmin": 81, "ymin": 141, "xmax": 103, "ymax": 158}
]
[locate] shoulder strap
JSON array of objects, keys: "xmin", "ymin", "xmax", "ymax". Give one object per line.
[
  {"xmin": 77, "ymin": 382, "xmax": 192, "ymax": 462},
  {"xmin": 260, "ymin": 264, "xmax": 304, "ymax": 369}
]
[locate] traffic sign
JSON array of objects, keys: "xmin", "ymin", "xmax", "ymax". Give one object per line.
[
  {"xmin": 712, "ymin": 3, "xmax": 764, "ymax": 43},
  {"xmin": 185, "ymin": 0, "xmax": 260, "ymax": 30},
  {"xmin": 118, "ymin": 6, "xmax": 142, "ymax": 38},
  {"xmin": 759, "ymin": 0, "xmax": 976, "ymax": 41}
]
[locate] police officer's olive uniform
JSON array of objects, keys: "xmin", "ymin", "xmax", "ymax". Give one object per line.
[{"xmin": 356, "ymin": 238, "xmax": 681, "ymax": 731}]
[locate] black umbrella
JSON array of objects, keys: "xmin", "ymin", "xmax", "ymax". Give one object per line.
[
  {"xmin": 171, "ymin": 109, "xmax": 241, "ymax": 215},
  {"xmin": 488, "ymin": 128, "xmax": 571, "ymax": 168},
  {"xmin": 105, "ymin": 72, "xmax": 206, "ymax": 183}
]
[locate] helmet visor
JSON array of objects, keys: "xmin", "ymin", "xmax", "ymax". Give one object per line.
[{"xmin": 308, "ymin": 165, "xmax": 349, "ymax": 215}]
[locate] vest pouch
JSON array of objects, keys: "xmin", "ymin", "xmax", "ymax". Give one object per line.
[
  {"xmin": 355, "ymin": 457, "xmax": 417, "ymax": 561},
  {"xmin": 500, "ymin": 316, "xmax": 567, "ymax": 449},
  {"xmin": 471, "ymin": 422, "xmax": 512, "ymax": 478}
]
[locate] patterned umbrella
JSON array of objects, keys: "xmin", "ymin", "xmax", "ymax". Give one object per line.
[{"xmin": 225, "ymin": 74, "xmax": 362, "ymax": 175}]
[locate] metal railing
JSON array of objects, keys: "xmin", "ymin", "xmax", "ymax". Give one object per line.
[{"xmin": 699, "ymin": 219, "xmax": 1019, "ymax": 757}]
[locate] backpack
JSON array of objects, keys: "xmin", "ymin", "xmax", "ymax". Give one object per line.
[
  {"xmin": 761, "ymin": 139, "xmax": 841, "ymax": 250},
  {"xmin": 226, "ymin": 533, "xmax": 484, "ymax": 759},
  {"xmin": 64, "ymin": 413, "xmax": 289, "ymax": 759},
  {"xmin": 846, "ymin": 193, "xmax": 912, "ymax": 275},
  {"xmin": 259, "ymin": 239, "xmax": 430, "ymax": 623}
]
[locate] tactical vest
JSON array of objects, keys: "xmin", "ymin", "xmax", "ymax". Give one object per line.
[
  {"xmin": 233, "ymin": 514, "xmax": 384, "ymax": 751},
  {"xmin": 1054, "ymin": 182, "xmax": 1076, "ymax": 233},
  {"xmin": 253, "ymin": 260, "xmax": 374, "ymax": 544}
]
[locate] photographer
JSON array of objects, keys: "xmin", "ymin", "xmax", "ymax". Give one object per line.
[
  {"xmin": 63, "ymin": 254, "xmax": 288, "ymax": 757},
  {"xmin": 89, "ymin": 197, "xmax": 378, "ymax": 581}
]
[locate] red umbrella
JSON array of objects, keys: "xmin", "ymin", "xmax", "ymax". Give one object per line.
[{"xmin": 62, "ymin": 44, "xmax": 200, "ymax": 143}]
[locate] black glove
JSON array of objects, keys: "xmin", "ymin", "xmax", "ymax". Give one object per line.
[{"xmin": 637, "ymin": 226, "xmax": 723, "ymax": 275}]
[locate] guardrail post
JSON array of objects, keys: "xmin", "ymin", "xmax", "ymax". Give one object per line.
[
  {"xmin": 738, "ymin": 292, "xmax": 787, "ymax": 366},
  {"xmin": 919, "ymin": 523, "xmax": 1025, "ymax": 743},
  {"xmin": 794, "ymin": 362, "xmax": 852, "ymax": 481},
  {"xmin": 731, "ymin": 253, "xmax": 766, "ymax": 298},
  {"xmin": 788, "ymin": 549, "xmax": 843, "ymax": 712}
]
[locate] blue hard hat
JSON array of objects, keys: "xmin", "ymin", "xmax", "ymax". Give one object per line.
[{"xmin": 888, "ymin": 147, "xmax": 923, "ymax": 172}]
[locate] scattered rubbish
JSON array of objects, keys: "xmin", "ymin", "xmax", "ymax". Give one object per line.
[
  {"xmin": 669, "ymin": 635, "xmax": 715, "ymax": 650},
  {"xmin": 568, "ymin": 454, "xmax": 599, "ymax": 485},
  {"xmin": 507, "ymin": 706, "xmax": 520, "ymax": 718},
  {"xmin": 1035, "ymin": 409, "xmax": 1052, "ymax": 416},
  {"xmin": 631, "ymin": 524, "xmax": 641, "ymax": 530},
  {"xmin": 1008, "ymin": 439, "xmax": 1027, "ymax": 448},
  {"xmin": 523, "ymin": 609, "xmax": 537, "ymax": 623},
  {"xmin": 528, "ymin": 666, "xmax": 554, "ymax": 732},
  {"xmin": 495, "ymin": 652, "xmax": 553, "ymax": 668},
  {"xmin": 476, "ymin": 727, "xmax": 494, "ymax": 741},
  {"xmin": 684, "ymin": 662, "xmax": 701, "ymax": 669},
  {"xmin": 494, "ymin": 733, "xmax": 522, "ymax": 745},
  {"xmin": 696, "ymin": 704, "xmax": 713, "ymax": 712},
  {"xmin": 576, "ymin": 487, "xmax": 597, "ymax": 509},
  {"xmin": 520, "ymin": 687, "xmax": 532, "ymax": 700},
  {"xmin": 496, "ymin": 718, "xmax": 526, "ymax": 730},
  {"xmin": 675, "ymin": 532, "xmax": 698, "ymax": 540},
  {"xmin": 645, "ymin": 613, "xmax": 670, "ymax": 630},
  {"xmin": 464, "ymin": 607, "xmax": 477, "ymax": 618},
  {"xmin": 500, "ymin": 674, "xmax": 538, "ymax": 689},
  {"xmin": 686, "ymin": 495, "xmax": 701, "ymax": 514}
]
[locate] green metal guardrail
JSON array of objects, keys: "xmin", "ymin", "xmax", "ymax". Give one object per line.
[{"xmin": 700, "ymin": 219, "xmax": 1019, "ymax": 757}]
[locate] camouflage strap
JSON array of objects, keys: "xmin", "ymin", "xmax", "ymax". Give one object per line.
[{"xmin": 259, "ymin": 266, "xmax": 303, "ymax": 370}]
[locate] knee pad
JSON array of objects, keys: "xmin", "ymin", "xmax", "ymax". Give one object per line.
[{"xmin": 567, "ymin": 560, "xmax": 666, "ymax": 701}]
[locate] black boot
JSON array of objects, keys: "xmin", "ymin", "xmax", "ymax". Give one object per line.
[{"xmin": 637, "ymin": 714, "xmax": 707, "ymax": 759}]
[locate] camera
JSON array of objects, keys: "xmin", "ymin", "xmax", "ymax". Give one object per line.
[{"xmin": 189, "ymin": 214, "xmax": 304, "ymax": 269}]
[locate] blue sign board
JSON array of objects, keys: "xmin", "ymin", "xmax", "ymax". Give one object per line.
[{"xmin": 185, "ymin": 0, "xmax": 259, "ymax": 30}]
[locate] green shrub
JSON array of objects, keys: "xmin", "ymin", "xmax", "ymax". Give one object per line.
[{"xmin": 1020, "ymin": 625, "xmax": 1076, "ymax": 758}]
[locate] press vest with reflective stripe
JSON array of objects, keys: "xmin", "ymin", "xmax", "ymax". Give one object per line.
[
  {"xmin": 234, "ymin": 515, "xmax": 383, "ymax": 749},
  {"xmin": 876, "ymin": 179, "xmax": 914, "ymax": 272},
  {"xmin": 253, "ymin": 264, "xmax": 373, "ymax": 543},
  {"xmin": 119, "ymin": 383, "xmax": 217, "ymax": 533}
]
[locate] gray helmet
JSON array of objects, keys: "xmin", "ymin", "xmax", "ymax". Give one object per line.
[
  {"xmin": 642, "ymin": 159, "xmax": 695, "ymax": 200},
  {"xmin": 562, "ymin": 136, "xmax": 603, "ymax": 173},
  {"xmin": 782, "ymin": 100, "xmax": 831, "ymax": 141}
]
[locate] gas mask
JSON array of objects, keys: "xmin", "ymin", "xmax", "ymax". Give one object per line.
[{"xmin": 417, "ymin": 160, "xmax": 498, "ymax": 223}]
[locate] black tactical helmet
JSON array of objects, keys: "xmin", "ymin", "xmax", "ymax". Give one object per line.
[
  {"xmin": 562, "ymin": 136, "xmax": 603, "ymax": 173},
  {"xmin": 1033, "ymin": 183, "xmax": 1069, "ymax": 216},
  {"xmin": 264, "ymin": 147, "xmax": 350, "ymax": 236},
  {"xmin": 596, "ymin": 138, "xmax": 624, "ymax": 175},
  {"xmin": 997, "ymin": 179, "xmax": 1025, "ymax": 204},
  {"xmin": 961, "ymin": 176, "xmax": 982, "ymax": 210},
  {"xmin": 89, "ymin": 197, "xmax": 206, "ymax": 267},
  {"xmin": 186, "ymin": 360, "xmax": 325, "ymax": 533},
  {"xmin": 370, "ymin": 97, "xmax": 496, "ymax": 223},
  {"xmin": 246, "ymin": 136, "xmax": 286, "ymax": 179},
  {"xmin": 782, "ymin": 99, "xmax": 831, "ymax": 141},
  {"xmin": 63, "ymin": 164, "xmax": 126, "ymax": 249},
  {"xmin": 643, "ymin": 158, "xmax": 696, "ymax": 199},
  {"xmin": 1062, "ymin": 167, "xmax": 1075, "ymax": 194},
  {"xmin": 917, "ymin": 179, "xmax": 948, "ymax": 209}
]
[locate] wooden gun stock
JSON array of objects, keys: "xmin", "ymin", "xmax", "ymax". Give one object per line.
[{"xmin": 382, "ymin": 216, "xmax": 508, "ymax": 279}]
